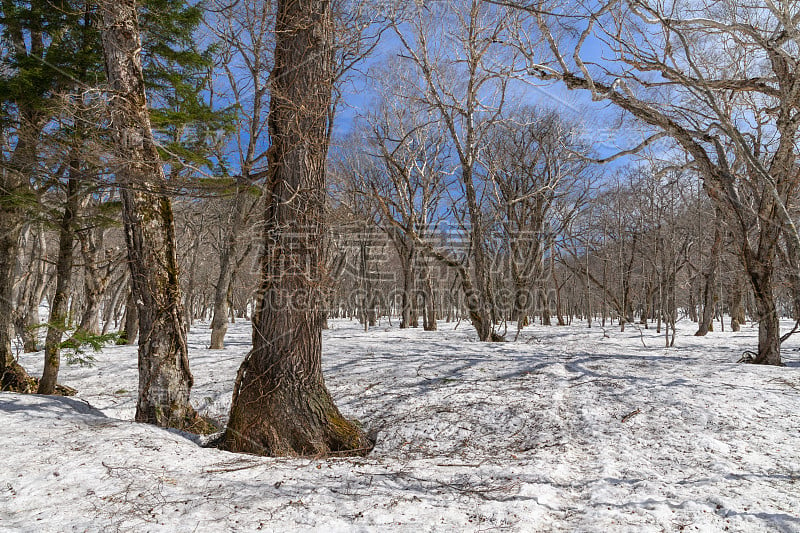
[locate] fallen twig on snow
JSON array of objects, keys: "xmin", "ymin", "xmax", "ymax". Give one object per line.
[
  {"xmin": 568, "ymin": 378, "xmax": 614, "ymax": 388},
  {"xmin": 621, "ymin": 408, "xmax": 641, "ymax": 423}
]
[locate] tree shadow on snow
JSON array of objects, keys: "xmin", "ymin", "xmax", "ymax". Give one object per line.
[{"xmin": 0, "ymin": 393, "xmax": 108, "ymax": 418}]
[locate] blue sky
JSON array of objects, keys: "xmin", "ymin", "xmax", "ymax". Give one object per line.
[{"xmin": 329, "ymin": 22, "xmax": 653, "ymax": 173}]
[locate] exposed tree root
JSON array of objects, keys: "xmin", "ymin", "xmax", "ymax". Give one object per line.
[
  {"xmin": 1, "ymin": 362, "xmax": 77, "ymax": 396},
  {"xmin": 222, "ymin": 384, "xmax": 374, "ymax": 457}
]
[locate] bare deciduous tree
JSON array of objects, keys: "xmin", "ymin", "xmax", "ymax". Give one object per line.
[
  {"xmin": 506, "ymin": 0, "xmax": 800, "ymax": 364},
  {"xmin": 484, "ymin": 107, "xmax": 591, "ymax": 333},
  {"xmin": 222, "ymin": 0, "xmax": 372, "ymax": 457},
  {"xmin": 389, "ymin": 0, "xmax": 522, "ymax": 341}
]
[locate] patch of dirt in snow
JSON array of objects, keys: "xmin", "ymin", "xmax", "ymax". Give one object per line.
[{"xmin": 2, "ymin": 318, "xmax": 800, "ymax": 532}]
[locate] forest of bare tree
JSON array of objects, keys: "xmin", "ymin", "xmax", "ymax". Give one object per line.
[
  {"xmin": 3, "ymin": 1, "xmax": 800, "ymax": 530},
  {"xmin": 2, "ymin": 0, "xmax": 799, "ymax": 451}
]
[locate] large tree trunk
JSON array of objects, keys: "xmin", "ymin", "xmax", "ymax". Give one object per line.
[
  {"xmin": 100, "ymin": 0, "xmax": 206, "ymax": 430},
  {"xmin": 38, "ymin": 166, "xmax": 79, "ymax": 394},
  {"xmin": 222, "ymin": 0, "xmax": 371, "ymax": 457},
  {"xmin": 747, "ymin": 261, "xmax": 781, "ymax": 365},
  {"xmin": 512, "ymin": 279, "xmax": 530, "ymax": 328},
  {"xmin": 511, "ymin": 250, "xmax": 539, "ymax": 330}
]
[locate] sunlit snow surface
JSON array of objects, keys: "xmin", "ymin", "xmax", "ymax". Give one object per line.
[{"xmin": 2, "ymin": 318, "xmax": 800, "ymax": 532}]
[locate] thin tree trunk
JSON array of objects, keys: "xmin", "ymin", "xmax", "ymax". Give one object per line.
[
  {"xmin": 782, "ymin": 234, "xmax": 800, "ymax": 323},
  {"xmin": 102, "ymin": 273, "xmax": 127, "ymax": 335},
  {"xmin": 421, "ymin": 258, "xmax": 437, "ymax": 331},
  {"xmin": 209, "ymin": 255, "xmax": 232, "ymax": 348},
  {"xmin": 210, "ymin": 232, "xmax": 235, "ymax": 348},
  {"xmin": 399, "ymin": 242, "xmax": 415, "ymax": 328},
  {"xmin": 540, "ymin": 284, "xmax": 552, "ymax": 326},
  {"xmin": 695, "ymin": 215, "xmax": 722, "ymax": 336},
  {"xmin": 39, "ymin": 165, "xmax": 80, "ymax": 394},
  {"xmin": 14, "ymin": 225, "xmax": 48, "ymax": 352},
  {"xmin": 551, "ymin": 257, "xmax": 566, "ymax": 326},
  {"xmin": 222, "ymin": 0, "xmax": 371, "ymax": 456},
  {"xmin": 77, "ymin": 226, "xmax": 110, "ymax": 336},
  {"xmin": 687, "ymin": 280, "xmax": 699, "ymax": 323},
  {"xmin": 121, "ymin": 289, "xmax": 139, "ymax": 344},
  {"xmin": 729, "ymin": 283, "xmax": 744, "ymax": 332},
  {"xmin": 358, "ymin": 237, "xmax": 374, "ymax": 330}
]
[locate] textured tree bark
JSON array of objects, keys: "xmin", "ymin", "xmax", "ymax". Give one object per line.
[
  {"xmin": 38, "ymin": 165, "xmax": 79, "ymax": 394},
  {"xmin": 101, "ymin": 274, "xmax": 126, "ymax": 334},
  {"xmin": 77, "ymin": 226, "xmax": 110, "ymax": 336},
  {"xmin": 0, "ymin": 115, "xmax": 38, "ymax": 392},
  {"xmin": 462, "ymin": 174, "xmax": 495, "ymax": 341},
  {"xmin": 209, "ymin": 243, "xmax": 234, "ymax": 349},
  {"xmin": 222, "ymin": 0, "xmax": 371, "ymax": 457},
  {"xmin": 512, "ymin": 280, "xmax": 530, "ymax": 329},
  {"xmin": 511, "ymin": 254, "xmax": 539, "ymax": 330},
  {"xmin": 100, "ymin": 0, "xmax": 206, "ymax": 429},
  {"xmin": 209, "ymin": 258, "xmax": 232, "ymax": 349},
  {"xmin": 747, "ymin": 260, "xmax": 781, "ymax": 365},
  {"xmin": 0, "ymin": 223, "xmax": 31, "ymax": 392}
]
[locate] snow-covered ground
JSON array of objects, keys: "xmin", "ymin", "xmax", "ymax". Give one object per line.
[{"xmin": 2, "ymin": 317, "xmax": 800, "ymax": 532}]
